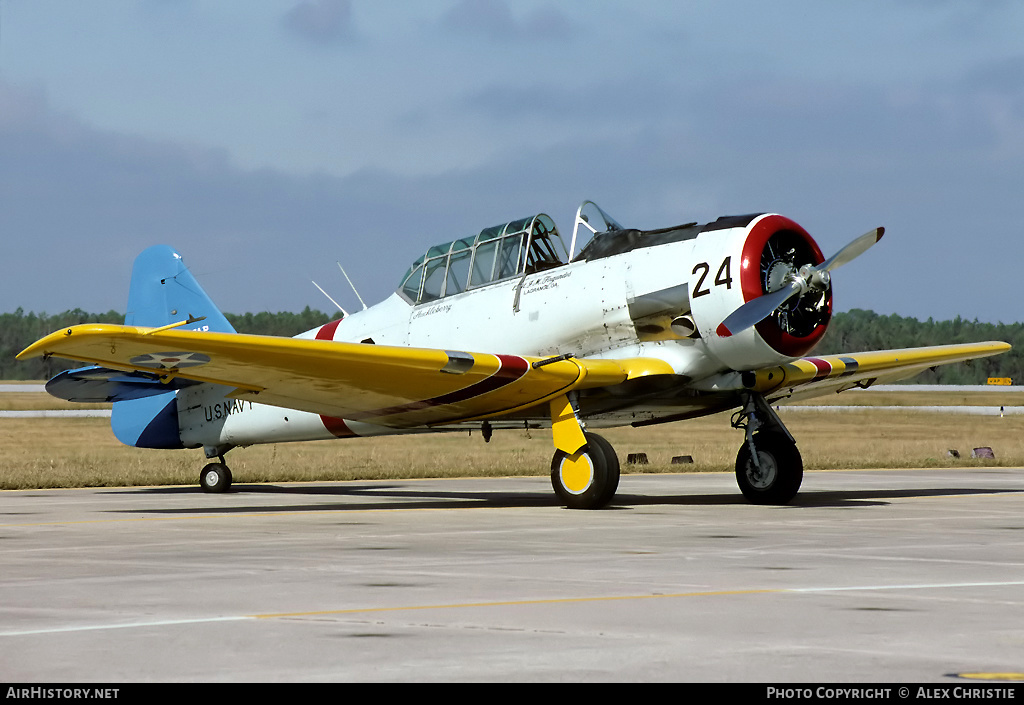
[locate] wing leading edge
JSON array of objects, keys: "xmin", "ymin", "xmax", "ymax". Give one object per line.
[
  {"xmin": 18, "ymin": 323, "xmax": 675, "ymax": 428},
  {"xmin": 746, "ymin": 342, "xmax": 1011, "ymax": 402}
]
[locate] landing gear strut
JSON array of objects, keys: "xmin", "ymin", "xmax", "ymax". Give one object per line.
[{"xmin": 732, "ymin": 392, "xmax": 802, "ymax": 504}]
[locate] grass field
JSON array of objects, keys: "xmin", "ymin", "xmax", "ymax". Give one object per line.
[{"xmin": 1, "ymin": 387, "xmax": 1021, "ymax": 490}]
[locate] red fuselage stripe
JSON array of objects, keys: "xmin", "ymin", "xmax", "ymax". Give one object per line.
[
  {"xmin": 321, "ymin": 415, "xmax": 357, "ymax": 438},
  {"xmin": 315, "ymin": 319, "xmax": 344, "ymax": 341},
  {"xmin": 317, "ymin": 318, "xmax": 350, "ymax": 435}
]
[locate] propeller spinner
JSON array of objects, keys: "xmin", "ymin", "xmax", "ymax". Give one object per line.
[{"xmin": 716, "ymin": 227, "xmax": 884, "ymax": 338}]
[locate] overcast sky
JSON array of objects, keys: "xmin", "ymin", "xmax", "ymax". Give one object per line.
[{"xmin": 1, "ymin": 1, "xmax": 1021, "ymax": 324}]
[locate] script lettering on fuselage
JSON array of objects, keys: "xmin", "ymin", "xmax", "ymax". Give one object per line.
[
  {"xmin": 204, "ymin": 399, "xmax": 253, "ymax": 422},
  {"xmin": 520, "ymin": 271, "xmax": 572, "ymax": 296},
  {"xmin": 412, "ymin": 303, "xmax": 453, "ymax": 320}
]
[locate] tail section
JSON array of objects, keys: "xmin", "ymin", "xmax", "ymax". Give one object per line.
[{"xmin": 113, "ymin": 245, "xmax": 233, "ymax": 449}]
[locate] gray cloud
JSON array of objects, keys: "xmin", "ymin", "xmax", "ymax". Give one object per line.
[
  {"xmin": 440, "ymin": 0, "xmax": 574, "ymax": 41},
  {"xmin": 282, "ymin": 0, "xmax": 356, "ymax": 44},
  {"xmin": 2, "ymin": 29, "xmax": 1022, "ymax": 327}
]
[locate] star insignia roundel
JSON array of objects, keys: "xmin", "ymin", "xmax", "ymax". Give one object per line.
[{"xmin": 129, "ymin": 352, "xmax": 211, "ymax": 369}]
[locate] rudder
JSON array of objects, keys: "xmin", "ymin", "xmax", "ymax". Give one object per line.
[{"xmin": 124, "ymin": 245, "xmax": 236, "ymax": 333}]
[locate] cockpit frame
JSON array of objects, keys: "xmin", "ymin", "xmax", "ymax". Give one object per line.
[{"xmin": 398, "ymin": 213, "xmax": 569, "ymax": 305}]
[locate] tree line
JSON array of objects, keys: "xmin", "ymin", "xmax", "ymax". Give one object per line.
[
  {"xmin": 1, "ymin": 307, "xmax": 1020, "ymax": 383},
  {"xmin": 0, "ymin": 307, "xmax": 332, "ymax": 380},
  {"xmin": 814, "ymin": 309, "xmax": 1022, "ymax": 384}
]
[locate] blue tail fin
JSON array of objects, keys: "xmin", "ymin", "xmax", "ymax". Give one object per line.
[
  {"xmin": 113, "ymin": 246, "xmax": 234, "ymax": 449},
  {"xmin": 124, "ymin": 245, "xmax": 236, "ymax": 333}
]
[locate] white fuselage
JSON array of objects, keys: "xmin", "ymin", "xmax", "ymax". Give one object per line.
[
  {"xmin": 177, "ymin": 216, "xmax": 809, "ymax": 451},
  {"xmin": 312, "ymin": 221, "xmax": 784, "ymax": 372}
]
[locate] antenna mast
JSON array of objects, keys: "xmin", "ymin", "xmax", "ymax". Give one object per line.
[
  {"xmin": 311, "ymin": 280, "xmax": 348, "ymax": 317},
  {"xmin": 337, "ymin": 262, "xmax": 368, "ymax": 311}
]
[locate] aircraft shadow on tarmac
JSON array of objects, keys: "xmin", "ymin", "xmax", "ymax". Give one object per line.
[{"xmin": 108, "ymin": 482, "xmax": 1023, "ymax": 515}]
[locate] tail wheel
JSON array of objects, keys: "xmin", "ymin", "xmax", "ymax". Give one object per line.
[
  {"xmin": 735, "ymin": 432, "xmax": 802, "ymax": 505},
  {"xmin": 551, "ymin": 432, "xmax": 620, "ymax": 510},
  {"xmin": 200, "ymin": 462, "xmax": 232, "ymax": 493}
]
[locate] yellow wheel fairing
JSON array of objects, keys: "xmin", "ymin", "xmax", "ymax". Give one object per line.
[
  {"xmin": 549, "ymin": 394, "xmax": 587, "ymax": 456},
  {"xmin": 557, "ymin": 449, "xmax": 596, "ymax": 495}
]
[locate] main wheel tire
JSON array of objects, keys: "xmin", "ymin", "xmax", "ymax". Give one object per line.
[
  {"xmin": 735, "ymin": 432, "xmax": 802, "ymax": 505},
  {"xmin": 584, "ymin": 433, "xmax": 621, "ymax": 507},
  {"xmin": 200, "ymin": 463, "xmax": 232, "ymax": 493},
  {"xmin": 551, "ymin": 432, "xmax": 620, "ymax": 510}
]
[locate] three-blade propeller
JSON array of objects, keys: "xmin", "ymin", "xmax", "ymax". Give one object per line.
[{"xmin": 716, "ymin": 227, "xmax": 884, "ymax": 338}]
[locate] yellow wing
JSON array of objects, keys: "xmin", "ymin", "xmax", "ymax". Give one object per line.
[
  {"xmin": 747, "ymin": 342, "xmax": 1011, "ymax": 402},
  {"xmin": 18, "ymin": 324, "xmax": 674, "ymax": 428},
  {"xmin": 17, "ymin": 325, "xmax": 1010, "ymax": 426}
]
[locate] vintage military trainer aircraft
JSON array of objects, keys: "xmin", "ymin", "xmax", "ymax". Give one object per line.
[{"xmin": 19, "ymin": 201, "xmax": 1010, "ymax": 508}]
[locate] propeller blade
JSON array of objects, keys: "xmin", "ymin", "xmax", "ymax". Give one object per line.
[
  {"xmin": 715, "ymin": 226, "xmax": 885, "ymax": 338},
  {"xmin": 818, "ymin": 227, "xmax": 884, "ymax": 273},
  {"xmin": 716, "ymin": 281, "xmax": 801, "ymax": 338}
]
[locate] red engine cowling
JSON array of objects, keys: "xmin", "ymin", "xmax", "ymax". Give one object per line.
[{"xmin": 690, "ymin": 214, "xmax": 831, "ymax": 371}]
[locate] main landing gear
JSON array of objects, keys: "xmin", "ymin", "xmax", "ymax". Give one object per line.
[
  {"xmin": 547, "ymin": 394, "xmax": 620, "ymax": 510},
  {"xmin": 545, "ymin": 391, "xmax": 803, "ymax": 510},
  {"xmin": 200, "ymin": 447, "xmax": 233, "ymax": 493},
  {"xmin": 731, "ymin": 392, "xmax": 803, "ymax": 505}
]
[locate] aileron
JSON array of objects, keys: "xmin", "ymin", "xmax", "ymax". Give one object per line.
[{"xmin": 749, "ymin": 342, "xmax": 1011, "ymax": 395}]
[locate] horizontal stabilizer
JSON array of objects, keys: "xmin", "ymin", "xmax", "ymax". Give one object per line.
[{"xmin": 46, "ymin": 365, "xmax": 202, "ymax": 403}]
